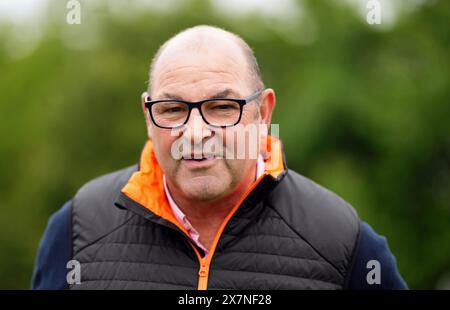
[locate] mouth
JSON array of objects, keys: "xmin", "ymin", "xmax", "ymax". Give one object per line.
[{"xmin": 181, "ymin": 154, "xmax": 217, "ymax": 168}]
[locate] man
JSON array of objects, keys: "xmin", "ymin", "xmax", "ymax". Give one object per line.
[{"xmin": 32, "ymin": 25, "xmax": 406, "ymax": 290}]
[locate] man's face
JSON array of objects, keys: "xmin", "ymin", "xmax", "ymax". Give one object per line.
[{"xmin": 143, "ymin": 37, "xmax": 271, "ymax": 203}]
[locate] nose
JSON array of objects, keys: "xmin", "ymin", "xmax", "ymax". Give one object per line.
[{"xmin": 183, "ymin": 108, "xmax": 213, "ymax": 146}]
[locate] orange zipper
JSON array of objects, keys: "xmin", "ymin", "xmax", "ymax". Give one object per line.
[
  {"xmin": 186, "ymin": 173, "xmax": 267, "ymax": 290},
  {"xmin": 198, "ymin": 258, "xmax": 209, "ymax": 290}
]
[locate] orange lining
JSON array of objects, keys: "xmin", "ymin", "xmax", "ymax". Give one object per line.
[
  {"xmin": 120, "ymin": 141, "xmax": 192, "ymax": 237},
  {"xmin": 121, "ymin": 135, "xmax": 285, "ymax": 290}
]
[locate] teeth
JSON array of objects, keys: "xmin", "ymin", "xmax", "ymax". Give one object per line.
[{"xmin": 183, "ymin": 155, "xmax": 215, "ymax": 160}]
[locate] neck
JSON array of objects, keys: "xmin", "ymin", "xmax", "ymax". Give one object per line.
[{"xmin": 166, "ymin": 164, "xmax": 257, "ymax": 250}]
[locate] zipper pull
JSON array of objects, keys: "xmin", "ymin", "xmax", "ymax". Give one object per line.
[
  {"xmin": 199, "ymin": 261, "xmax": 208, "ymax": 277},
  {"xmin": 198, "ymin": 259, "xmax": 209, "ymax": 290}
]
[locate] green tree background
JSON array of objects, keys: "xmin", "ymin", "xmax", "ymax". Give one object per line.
[{"xmin": 0, "ymin": 0, "xmax": 448, "ymax": 289}]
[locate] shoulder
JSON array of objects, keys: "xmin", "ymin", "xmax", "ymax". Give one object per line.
[
  {"xmin": 272, "ymin": 169, "xmax": 359, "ymax": 222},
  {"xmin": 32, "ymin": 165, "xmax": 139, "ymax": 289},
  {"xmin": 73, "ymin": 164, "xmax": 138, "ymax": 209},
  {"xmin": 72, "ymin": 165, "xmax": 138, "ymax": 254},
  {"xmin": 266, "ymin": 169, "xmax": 360, "ymax": 277},
  {"xmin": 346, "ymin": 222, "xmax": 408, "ymax": 289},
  {"xmin": 32, "ymin": 201, "xmax": 72, "ymax": 290}
]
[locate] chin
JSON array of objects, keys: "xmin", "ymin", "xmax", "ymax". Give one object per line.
[{"xmin": 181, "ymin": 176, "xmax": 227, "ymax": 201}]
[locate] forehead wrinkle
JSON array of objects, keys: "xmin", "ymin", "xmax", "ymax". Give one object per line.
[
  {"xmin": 154, "ymin": 64, "xmax": 244, "ymax": 98},
  {"xmin": 156, "ymin": 53, "xmax": 244, "ymax": 78},
  {"xmin": 157, "ymin": 67, "xmax": 242, "ymax": 87},
  {"xmin": 159, "ymin": 88, "xmax": 240, "ymax": 101},
  {"xmin": 154, "ymin": 81, "xmax": 242, "ymax": 101}
]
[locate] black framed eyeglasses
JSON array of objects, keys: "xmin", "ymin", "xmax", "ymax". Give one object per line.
[{"xmin": 144, "ymin": 89, "xmax": 263, "ymax": 129}]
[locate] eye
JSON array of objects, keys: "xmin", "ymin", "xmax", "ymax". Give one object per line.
[
  {"xmin": 154, "ymin": 102, "xmax": 188, "ymax": 114},
  {"xmin": 208, "ymin": 101, "xmax": 240, "ymax": 111},
  {"xmin": 164, "ymin": 107, "xmax": 185, "ymax": 113},
  {"xmin": 213, "ymin": 104, "xmax": 234, "ymax": 110}
]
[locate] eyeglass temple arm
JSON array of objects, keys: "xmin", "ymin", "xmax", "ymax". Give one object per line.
[{"xmin": 245, "ymin": 89, "xmax": 263, "ymax": 103}]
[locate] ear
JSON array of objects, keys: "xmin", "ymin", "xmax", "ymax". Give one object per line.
[
  {"xmin": 141, "ymin": 91, "xmax": 153, "ymax": 139},
  {"xmin": 258, "ymin": 88, "xmax": 276, "ymax": 129},
  {"xmin": 257, "ymin": 89, "xmax": 275, "ymax": 159}
]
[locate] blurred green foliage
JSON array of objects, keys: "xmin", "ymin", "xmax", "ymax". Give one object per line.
[{"xmin": 0, "ymin": 0, "xmax": 448, "ymax": 289}]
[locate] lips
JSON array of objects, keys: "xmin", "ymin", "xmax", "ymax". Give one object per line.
[
  {"xmin": 181, "ymin": 154, "xmax": 217, "ymax": 168},
  {"xmin": 181, "ymin": 154, "xmax": 216, "ymax": 160}
]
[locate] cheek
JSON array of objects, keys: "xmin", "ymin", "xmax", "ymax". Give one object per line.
[
  {"xmin": 223, "ymin": 121, "xmax": 261, "ymax": 160},
  {"xmin": 222, "ymin": 159, "xmax": 244, "ymax": 177},
  {"xmin": 151, "ymin": 131, "xmax": 179, "ymax": 166}
]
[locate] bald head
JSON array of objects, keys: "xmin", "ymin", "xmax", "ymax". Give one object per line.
[
  {"xmin": 148, "ymin": 25, "xmax": 264, "ymax": 97},
  {"xmin": 142, "ymin": 26, "xmax": 277, "ymax": 205}
]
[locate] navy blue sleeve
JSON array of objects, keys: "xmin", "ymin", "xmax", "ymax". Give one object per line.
[
  {"xmin": 346, "ymin": 221, "xmax": 408, "ymax": 289},
  {"xmin": 31, "ymin": 200, "xmax": 72, "ymax": 290}
]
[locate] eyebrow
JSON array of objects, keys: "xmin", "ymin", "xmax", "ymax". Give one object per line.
[{"xmin": 160, "ymin": 88, "xmax": 241, "ymax": 101}]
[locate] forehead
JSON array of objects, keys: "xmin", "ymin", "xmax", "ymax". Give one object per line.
[{"xmin": 151, "ymin": 38, "xmax": 250, "ymax": 100}]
